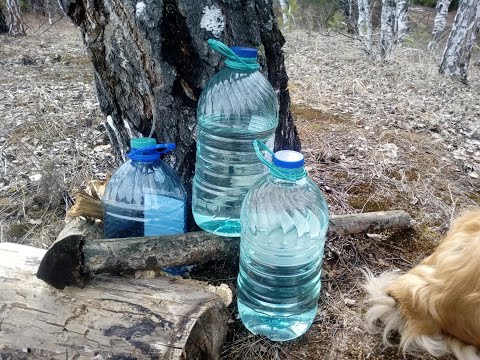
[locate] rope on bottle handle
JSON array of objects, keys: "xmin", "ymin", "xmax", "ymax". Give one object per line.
[
  {"xmin": 253, "ymin": 140, "xmax": 306, "ymax": 182},
  {"xmin": 207, "ymin": 39, "xmax": 260, "ymax": 71}
]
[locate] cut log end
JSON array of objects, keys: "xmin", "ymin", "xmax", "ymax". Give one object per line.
[{"xmin": 36, "ymin": 233, "xmax": 86, "ymax": 289}]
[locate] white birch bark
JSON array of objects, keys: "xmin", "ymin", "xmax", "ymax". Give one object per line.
[
  {"xmin": 6, "ymin": 0, "xmax": 25, "ymax": 36},
  {"xmin": 381, "ymin": 0, "xmax": 397, "ymax": 60},
  {"xmin": 358, "ymin": 0, "xmax": 367, "ymax": 36},
  {"xmin": 396, "ymin": 0, "xmax": 410, "ymax": 41},
  {"xmin": 429, "ymin": 0, "xmax": 453, "ymax": 49},
  {"xmin": 439, "ymin": 0, "xmax": 480, "ymax": 83},
  {"xmin": 358, "ymin": 0, "xmax": 373, "ymax": 56},
  {"xmin": 279, "ymin": 0, "xmax": 290, "ymax": 29}
]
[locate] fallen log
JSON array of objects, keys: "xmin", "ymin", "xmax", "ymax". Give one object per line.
[
  {"xmin": 37, "ymin": 210, "xmax": 412, "ymax": 289},
  {"xmin": 0, "ymin": 242, "xmax": 230, "ymax": 360}
]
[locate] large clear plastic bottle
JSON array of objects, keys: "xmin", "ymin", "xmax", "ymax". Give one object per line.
[
  {"xmin": 192, "ymin": 40, "xmax": 279, "ymax": 237},
  {"xmin": 103, "ymin": 138, "xmax": 187, "ymax": 239},
  {"xmin": 237, "ymin": 141, "xmax": 329, "ymax": 341}
]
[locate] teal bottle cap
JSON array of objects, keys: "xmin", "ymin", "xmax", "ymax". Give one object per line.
[{"xmin": 130, "ymin": 137, "xmax": 157, "ymax": 149}]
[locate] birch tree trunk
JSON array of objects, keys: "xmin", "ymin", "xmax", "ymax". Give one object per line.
[
  {"xmin": 279, "ymin": 0, "xmax": 290, "ymax": 29},
  {"xmin": 429, "ymin": 0, "xmax": 453, "ymax": 50},
  {"xmin": 60, "ymin": 0, "xmax": 300, "ymax": 227},
  {"xmin": 381, "ymin": 0, "xmax": 397, "ymax": 59},
  {"xmin": 358, "ymin": 0, "xmax": 367, "ymax": 36},
  {"xmin": 396, "ymin": 0, "xmax": 409, "ymax": 41},
  {"xmin": 6, "ymin": 0, "xmax": 26, "ymax": 36},
  {"xmin": 439, "ymin": 0, "xmax": 480, "ymax": 83},
  {"xmin": 358, "ymin": 0, "xmax": 373, "ymax": 55},
  {"xmin": 341, "ymin": 0, "xmax": 357, "ymax": 33}
]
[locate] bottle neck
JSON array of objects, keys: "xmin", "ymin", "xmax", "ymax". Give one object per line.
[
  {"xmin": 225, "ymin": 57, "xmax": 259, "ymax": 71},
  {"xmin": 269, "ymin": 166, "xmax": 307, "ymax": 183}
]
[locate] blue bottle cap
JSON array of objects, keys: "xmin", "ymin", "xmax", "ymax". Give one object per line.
[
  {"xmin": 230, "ymin": 46, "xmax": 258, "ymax": 58},
  {"xmin": 273, "ymin": 150, "xmax": 304, "ymax": 169},
  {"xmin": 127, "ymin": 143, "xmax": 176, "ymax": 162}
]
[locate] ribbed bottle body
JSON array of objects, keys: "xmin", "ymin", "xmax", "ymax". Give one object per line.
[
  {"xmin": 192, "ymin": 68, "xmax": 278, "ymax": 237},
  {"xmin": 237, "ymin": 175, "xmax": 329, "ymax": 341},
  {"xmin": 103, "ymin": 159, "xmax": 187, "ymax": 239}
]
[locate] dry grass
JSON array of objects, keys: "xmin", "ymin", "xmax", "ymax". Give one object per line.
[{"xmin": 0, "ymin": 16, "xmax": 112, "ymax": 247}]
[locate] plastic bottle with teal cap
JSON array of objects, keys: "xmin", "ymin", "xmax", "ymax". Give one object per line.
[
  {"xmin": 103, "ymin": 137, "xmax": 187, "ymax": 239},
  {"xmin": 237, "ymin": 140, "xmax": 329, "ymax": 341},
  {"xmin": 192, "ymin": 39, "xmax": 279, "ymax": 237}
]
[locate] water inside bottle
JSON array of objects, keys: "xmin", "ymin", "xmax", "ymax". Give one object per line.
[
  {"xmin": 104, "ymin": 195, "xmax": 186, "ymax": 239},
  {"xmin": 237, "ymin": 206, "xmax": 328, "ymax": 341},
  {"xmin": 192, "ymin": 115, "xmax": 276, "ymax": 237}
]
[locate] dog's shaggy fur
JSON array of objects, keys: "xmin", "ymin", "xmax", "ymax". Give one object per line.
[{"xmin": 363, "ymin": 209, "xmax": 480, "ymax": 359}]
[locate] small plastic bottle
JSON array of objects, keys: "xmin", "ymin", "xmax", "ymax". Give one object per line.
[
  {"xmin": 237, "ymin": 140, "xmax": 329, "ymax": 341},
  {"xmin": 103, "ymin": 138, "xmax": 187, "ymax": 239}
]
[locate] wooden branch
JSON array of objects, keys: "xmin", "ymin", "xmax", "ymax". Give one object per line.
[
  {"xmin": 0, "ymin": 242, "xmax": 230, "ymax": 360},
  {"xmin": 66, "ymin": 191, "xmax": 103, "ymax": 219},
  {"xmin": 327, "ymin": 210, "xmax": 413, "ymax": 236},
  {"xmin": 37, "ymin": 210, "xmax": 412, "ymax": 289}
]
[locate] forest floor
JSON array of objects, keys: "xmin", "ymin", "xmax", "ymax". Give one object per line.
[{"xmin": 0, "ymin": 9, "xmax": 479, "ymax": 360}]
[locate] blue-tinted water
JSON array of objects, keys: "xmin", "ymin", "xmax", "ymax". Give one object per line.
[
  {"xmin": 104, "ymin": 195, "xmax": 186, "ymax": 239},
  {"xmin": 237, "ymin": 228, "xmax": 324, "ymax": 341},
  {"xmin": 192, "ymin": 115, "xmax": 276, "ymax": 237},
  {"xmin": 237, "ymin": 176, "xmax": 329, "ymax": 341}
]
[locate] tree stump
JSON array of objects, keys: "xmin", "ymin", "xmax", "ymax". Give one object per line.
[{"xmin": 0, "ymin": 242, "xmax": 231, "ymax": 359}]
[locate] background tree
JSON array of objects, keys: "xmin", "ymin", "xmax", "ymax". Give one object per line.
[
  {"xmin": 341, "ymin": 0, "xmax": 356, "ymax": 33},
  {"xmin": 428, "ymin": 0, "xmax": 453, "ymax": 49},
  {"xmin": 396, "ymin": 0, "xmax": 410, "ymax": 41},
  {"xmin": 358, "ymin": 0, "xmax": 368, "ymax": 36},
  {"xmin": 279, "ymin": 0, "xmax": 291, "ymax": 29},
  {"xmin": 6, "ymin": 0, "xmax": 25, "ymax": 35},
  {"xmin": 381, "ymin": 0, "xmax": 397, "ymax": 59},
  {"xmin": 439, "ymin": 0, "xmax": 480, "ymax": 82},
  {"xmin": 357, "ymin": 0, "xmax": 373, "ymax": 55},
  {"xmin": 60, "ymin": 0, "xmax": 300, "ymax": 225}
]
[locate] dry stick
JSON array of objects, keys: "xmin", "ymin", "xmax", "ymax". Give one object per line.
[{"xmin": 37, "ymin": 210, "xmax": 412, "ymax": 289}]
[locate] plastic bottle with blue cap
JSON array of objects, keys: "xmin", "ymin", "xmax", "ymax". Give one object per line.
[
  {"xmin": 192, "ymin": 39, "xmax": 279, "ymax": 237},
  {"xmin": 103, "ymin": 138, "xmax": 187, "ymax": 239},
  {"xmin": 237, "ymin": 140, "xmax": 329, "ymax": 341}
]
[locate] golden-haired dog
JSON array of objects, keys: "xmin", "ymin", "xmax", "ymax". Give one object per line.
[{"xmin": 363, "ymin": 209, "xmax": 480, "ymax": 359}]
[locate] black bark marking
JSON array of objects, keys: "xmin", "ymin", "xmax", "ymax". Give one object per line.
[
  {"xmin": 145, "ymin": 256, "xmax": 158, "ymax": 269},
  {"xmin": 102, "ymin": 300, "xmax": 174, "ymax": 329},
  {"xmin": 104, "ymin": 318, "xmax": 157, "ymax": 338}
]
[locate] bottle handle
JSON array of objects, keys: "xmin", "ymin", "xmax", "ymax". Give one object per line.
[
  {"xmin": 253, "ymin": 140, "xmax": 305, "ymax": 182},
  {"xmin": 253, "ymin": 139, "xmax": 275, "ymax": 168},
  {"xmin": 208, "ymin": 39, "xmax": 260, "ymax": 71}
]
